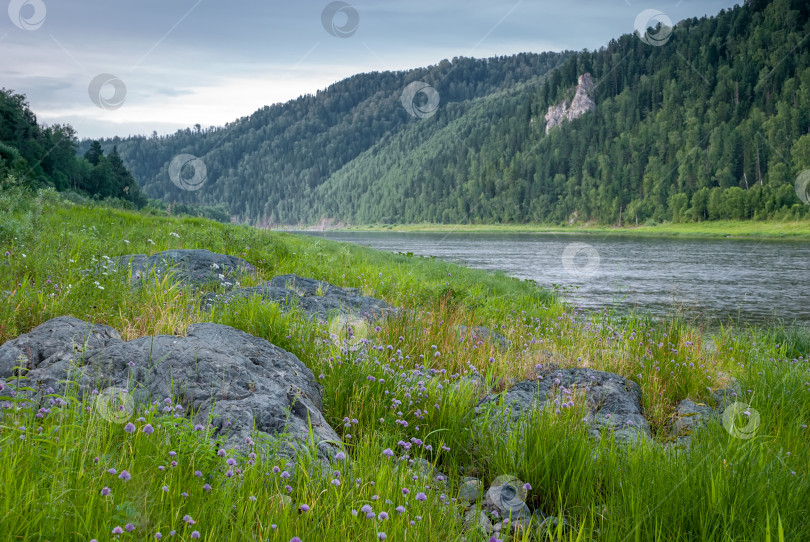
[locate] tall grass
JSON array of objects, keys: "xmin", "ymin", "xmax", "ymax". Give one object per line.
[{"xmin": 0, "ymin": 191, "xmax": 807, "ymax": 541}]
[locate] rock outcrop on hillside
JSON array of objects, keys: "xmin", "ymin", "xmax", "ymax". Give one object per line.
[
  {"xmin": 202, "ymin": 273, "xmax": 397, "ymax": 322},
  {"xmin": 0, "ymin": 316, "xmax": 342, "ymax": 459},
  {"xmin": 544, "ymin": 73, "xmax": 596, "ymax": 134}
]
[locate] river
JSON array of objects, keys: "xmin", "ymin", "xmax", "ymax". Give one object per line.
[{"xmin": 300, "ymin": 231, "xmax": 810, "ymax": 327}]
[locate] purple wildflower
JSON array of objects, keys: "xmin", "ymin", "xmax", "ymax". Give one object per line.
[
  {"xmin": 112, "ymin": 526, "xmax": 123, "ymax": 534},
  {"xmin": 143, "ymin": 424, "xmax": 154, "ymax": 435},
  {"xmin": 124, "ymin": 422, "xmax": 136, "ymax": 433}
]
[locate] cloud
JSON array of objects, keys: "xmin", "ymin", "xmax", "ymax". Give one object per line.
[{"xmin": 2, "ymin": 0, "xmax": 740, "ymax": 138}]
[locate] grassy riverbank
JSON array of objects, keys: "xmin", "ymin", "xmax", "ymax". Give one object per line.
[
  {"xmin": 1, "ymin": 189, "xmax": 808, "ymax": 541},
  {"xmin": 313, "ymin": 220, "xmax": 810, "ymax": 239}
]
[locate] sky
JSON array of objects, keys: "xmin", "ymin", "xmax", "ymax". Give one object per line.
[{"xmin": 1, "ymin": 0, "xmax": 741, "ymax": 139}]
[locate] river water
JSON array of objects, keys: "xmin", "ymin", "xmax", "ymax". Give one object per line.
[{"xmin": 300, "ymin": 231, "xmax": 810, "ymax": 327}]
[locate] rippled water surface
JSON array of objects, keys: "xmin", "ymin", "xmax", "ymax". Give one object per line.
[{"xmin": 301, "ymin": 231, "xmax": 810, "ymax": 326}]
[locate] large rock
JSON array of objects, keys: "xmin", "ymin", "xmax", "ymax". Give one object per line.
[
  {"xmin": 202, "ymin": 273, "xmax": 396, "ymax": 322},
  {"xmin": 0, "ymin": 317, "xmax": 341, "ymax": 459},
  {"xmin": 479, "ymin": 366, "xmax": 651, "ymax": 443},
  {"xmin": 112, "ymin": 249, "xmax": 254, "ymax": 289},
  {"xmin": 544, "ymin": 73, "xmax": 596, "ymax": 134}
]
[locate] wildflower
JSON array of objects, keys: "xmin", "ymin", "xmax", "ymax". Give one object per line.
[
  {"xmin": 378, "ymin": 533, "xmax": 387, "ymax": 540},
  {"xmin": 162, "ymin": 485, "xmax": 169, "ymax": 492},
  {"xmin": 124, "ymin": 422, "xmax": 136, "ymax": 433},
  {"xmin": 523, "ymin": 482, "xmax": 532, "ymax": 491},
  {"xmin": 280, "ymin": 471, "xmax": 291, "ymax": 479},
  {"xmin": 335, "ymin": 451, "xmax": 346, "ymax": 461},
  {"xmin": 402, "ymin": 488, "xmax": 410, "ymax": 495},
  {"xmin": 101, "ymin": 487, "xmax": 111, "ymax": 496},
  {"xmin": 203, "ymin": 484, "xmax": 212, "ymax": 491},
  {"xmin": 226, "ymin": 458, "xmax": 237, "ymax": 466},
  {"xmin": 107, "ymin": 468, "xmax": 117, "ymax": 475},
  {"xmin": 155, "ymin": 533, "xmax": 162, "ymax": 540},
  {"xmin": 382, "ymin": 448, "xmax": 394, "ymax": 458},
  {"xmin": 194, "ymin": 424, "xmax": 204, "ymax": 431},
  {"xmin": 118, "ymin": 470, "xmax": 131, "ymax": 481},
  {"xmin": 112, "ymin": 526, "xmax": 123, "ymax": 534},
  {"xmin": 299, "ymin": 504, "xmax": 310, "ymax": 513},
  {"xmin": 416, "ymin": 492, "xmax": 427, "ymax": 501},
  {"xmin": 191, "ymin": 532, "xmax": 200, "ymax": 539},
  {"xmin": 143, "ymin": 424, "xmax": 154, "ymax": 435},
  {"xmin": 125, "ymin": 524, "xmax": 135, "ymax": 532},
  {"xmin": 395, "ymin": 505, "xmax": 405, "ymax": 514},
  {"xmin": 360, "ymin": 505, "xmax": 373, "ymax": 514},
  {"xmin": 195, "ymin": 470, "xmax": 202, "ymax": 477},
  {"xmin": 285, "ymin": 485, "xmax": 293, "ymax": 493},
  {"xmin": 379, "ymin": 512, "xmax": 389, "ymax": 520},
  {"xmin": 183, "ymin": 515, "xmax": 196, "ymax": 525}
]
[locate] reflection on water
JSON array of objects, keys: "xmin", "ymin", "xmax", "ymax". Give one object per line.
[{"xmin": 300, "ymin": 231, "xmax": 810, "ymax": 326}]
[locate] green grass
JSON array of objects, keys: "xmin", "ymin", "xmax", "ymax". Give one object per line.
[
  {"xmin": 311, "ymin": 219, "xmax": 810, "ymax": 239},
  {"xmin": 1, "ymin": 189, "xmax": 808, "ymax": 541}
]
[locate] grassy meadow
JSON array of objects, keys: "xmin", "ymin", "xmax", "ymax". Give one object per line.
[
  {"xmin": 0, "ymin": 189, "xmax": 808, "ymax": 541},
  {"xmin": 324, "ymin": 220, "xmax": 810, "ymax": 239}
]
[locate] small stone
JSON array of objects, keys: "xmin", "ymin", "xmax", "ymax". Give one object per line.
[{"xmin": 458, "ymin": 479, "xmax": 482, "ymax": 504}]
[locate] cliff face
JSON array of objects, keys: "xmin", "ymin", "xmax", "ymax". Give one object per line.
[{"xmin": 544, "ymin": 73, "xmax": 596, "ymax": 134}]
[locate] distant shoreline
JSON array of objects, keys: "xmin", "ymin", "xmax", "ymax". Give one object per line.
[{"xmin": 270, "ymin": 220, "xmax": 810, "ymax": 239}]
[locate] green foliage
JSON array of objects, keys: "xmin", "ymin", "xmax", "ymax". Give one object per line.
[
  {"xmin": 0, "ymin": 195, "xmax": 808, "ymax": 541},
  {"xmin": 0, "ymin": 88, "xmax": 146, "ymax": 207},
  {"xmin": 92, "ymin": 1, "xmax": 810, "ymax": 226}
]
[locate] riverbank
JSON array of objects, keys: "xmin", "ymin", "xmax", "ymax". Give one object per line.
[
  {"xmin": 281, "ymin": 220, "xmax": 810, "ymax": 239},
  {"xmin": 1, "ymin": 190, "xmax": 808, "ymax": 541}
]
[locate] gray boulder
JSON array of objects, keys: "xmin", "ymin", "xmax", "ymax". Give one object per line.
[
  {"xmin": 478, "ymin": 367, "xmax": 651, "ymax": 443},
  {"xmin": 0, "ymin": 317, "xmax": 341, "ymax": 460},
  {"xmin": 669, "ymin": 399, "xmax": 716, "ymax": 447},
  {"xmin": 202, "ymin": 273, "xmax": 396, "ymax": 321},
  {"xmin": 111, "ymin": 249, "xmax": 254, "ymax": 289}
]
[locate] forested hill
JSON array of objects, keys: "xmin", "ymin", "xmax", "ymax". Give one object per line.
[
  {"xmin": 87, "ymin": 53, "xmax": 568, "ymax": 224},
  {"xmin": 96, "ymin": 0, "xmax": 810, "ymax": 226}
]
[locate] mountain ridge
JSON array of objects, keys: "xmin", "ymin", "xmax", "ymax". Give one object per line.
[{"xmin": 90, "ymin": 0, "xmax": 810, "ymax": 226}]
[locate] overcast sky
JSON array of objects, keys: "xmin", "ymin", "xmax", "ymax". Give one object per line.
[{"xmin": 1, "ymin": 0, "xmax": 740, "ymax": 139}]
